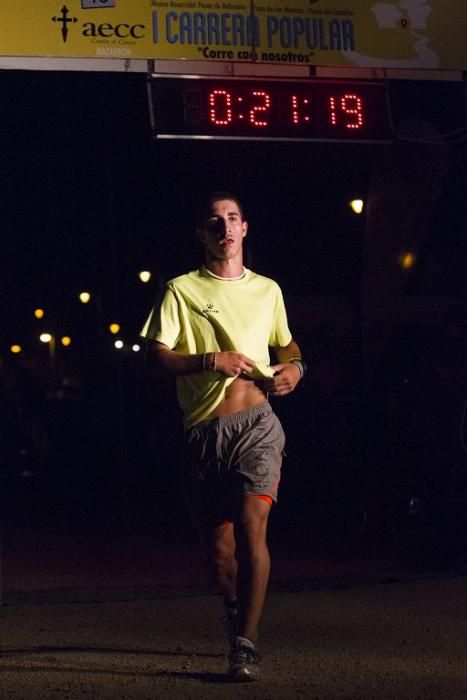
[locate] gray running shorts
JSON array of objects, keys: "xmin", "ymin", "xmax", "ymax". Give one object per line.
[{"xmin": 181, "ymin": 402, "xmax": 286, "ymax": 529}]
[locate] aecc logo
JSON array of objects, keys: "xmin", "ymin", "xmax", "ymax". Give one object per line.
[{"xmin": 51, "ymin": 5, "xmax": 146, "ymax": 43}]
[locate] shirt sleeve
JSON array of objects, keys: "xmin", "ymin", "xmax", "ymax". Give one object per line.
[
  {"xmin": 269, "ymin": 283, "xmax": 293, "ymax": 348},
  {"xmin": 140, "ymin": 285, "xmax": 182, "ymax": 349}
]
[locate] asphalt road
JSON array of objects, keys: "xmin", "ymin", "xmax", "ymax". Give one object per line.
[{"xmin": 1, "ymin": 572, "xmax": 466, "ymax": 700}]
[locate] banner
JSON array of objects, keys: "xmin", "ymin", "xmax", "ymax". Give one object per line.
[{"xmin": 0, "ymin": 0, "xmax": 466, "ymax": 69}]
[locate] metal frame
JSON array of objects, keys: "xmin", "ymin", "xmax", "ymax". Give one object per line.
[{"xmin": 148, "ymin": 72, "xmax": 394, "ymax": 144}]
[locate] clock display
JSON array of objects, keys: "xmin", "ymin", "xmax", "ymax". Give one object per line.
[{"xmin": 149, "ymin": 77, "xmax": 392, "ymax": 143}]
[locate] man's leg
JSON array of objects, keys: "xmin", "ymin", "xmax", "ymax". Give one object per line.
[
  {"xmin": 205, "ymin": 520, "xmax": 238, "ymax": 604},
  {"xmin": 203, "ymin": 496, "xmax": 271, "ymax": 642},
  {"xmin": 225, "ymin": 495, "xmax": 271, "ymax": 682},
  {"xmin": 235, "ymin": 495, "xmax": 271, "ymax": 642},
  {"xmin": 203, "ymin": 520, "xmax": 240, "ymax": 646}
]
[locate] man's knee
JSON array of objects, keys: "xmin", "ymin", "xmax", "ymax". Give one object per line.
[
  {"xmin": 208, "ymin": 526, "xmax": 236, "ymax": 570},
  {"xmin": 239, "ymin": 495, "xmax": 270, "ymax": 527},
  {"xmin": 236, "ymin": 502, "xmax": 270, "ymax": 551}
]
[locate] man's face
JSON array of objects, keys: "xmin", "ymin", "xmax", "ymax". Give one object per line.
[{"xmin": 200, "ymin": 199, "xmax": 248, "ymax": 261}]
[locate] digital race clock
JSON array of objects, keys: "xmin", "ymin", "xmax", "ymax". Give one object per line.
[{"xmin": 148, "ymin": 76, "xmax": 392, "ymax": 143}]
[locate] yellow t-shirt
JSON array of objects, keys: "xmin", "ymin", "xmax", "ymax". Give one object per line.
[{"xmin": 140, "ymin": 267, "xmax": 292, "ymax": 427}]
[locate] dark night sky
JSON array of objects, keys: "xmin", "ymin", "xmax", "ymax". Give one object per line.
[{"xmin": 1, "ymin": 70, "xmax": 466, "ymax": 350}]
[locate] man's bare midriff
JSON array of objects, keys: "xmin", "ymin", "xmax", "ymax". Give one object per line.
[{"xmin": 206, "ymin": 375, "xmax": 268, "ymax": 418}]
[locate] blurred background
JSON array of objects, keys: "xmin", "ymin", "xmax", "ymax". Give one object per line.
[{"xmin": 1, "ymin": 71, "xmax": 466, "ymax": 596}]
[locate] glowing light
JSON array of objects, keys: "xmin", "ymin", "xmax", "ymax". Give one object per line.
[
  {"xmin": 109, "ymin": 323, "xmax": 120, "ymax": 335},
  {"xmin": 329, "ymin": 94, "xmax": 364, "ymax": 130},
  {"xmin": 40, "ymin": 333, "xmax": 53, "ymax": 343},
  {"xmin": 349, "ymin": 199, "xmax": 364, "ymax": 214},
  {"xmin": 209, "ymin": 90, "xmax": 233, "ymax": 126},
  {"xmin": 79, "ymin": 292, "xmax": 91, "ymax": 304},
  {"xmin": 139, "ymin": 271, "xmax": 151, "ymax": 283},
  {"xmin": 114, "ymin": 340, "xmax": 124, "ymax": 349},
  {"xmin": 174, "ymin": 80, "xmax": 390, "ymax": 141},
  {"xmin": 291, "ymin": 95, "xmax": 311, "ymax": 125},
  {"xmin": 400, "ymin": 252, "xmax": 416, "ymax": 269},
  {"xmin": 329, "ymin": 96, "xmax": 337, "ymax": 125},
  {"xmin": 342, "ymin": 94, "xmax": 364, "ymax": 129},
  {"xmin": 291, "ymin": 95, "xmax": 299, "ymax": 124},
  {"xmin": 34, "ymin": 308, "xmax": 45, "ymax": 319},
  {"xmin": 132, "ymin": 344, "xmax": 141, "ymax": 352},
  {"xmin": 250, "ymin": 91, "xmax": 271, "ymax": 127},
  {"xmin": 10, "ymin": 344, "xmax": 22, "ymax": 354},
  {"xmin": 61, "ymin": 336, "xmax": 72, "ymax": 347}
]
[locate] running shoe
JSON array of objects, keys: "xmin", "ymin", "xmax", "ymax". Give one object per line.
[{"xmin": 227, "ymin": 640, "xmax": 261, "ymax": 682}]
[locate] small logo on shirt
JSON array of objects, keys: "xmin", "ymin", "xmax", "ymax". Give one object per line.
[{"xmin": 202, "ymin": 302, "xmax": 219, "ymax": 314}]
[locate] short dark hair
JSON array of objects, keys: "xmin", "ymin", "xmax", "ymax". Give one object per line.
[{"xmin": 196, "ymin": 191, "xmax": 245, "ymax": 228}]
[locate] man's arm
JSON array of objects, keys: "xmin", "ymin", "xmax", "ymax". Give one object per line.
[
  {"xmin": 145, "ymin": 341, "xmax": 256, "ymax": 378},
  {"xmin": 273, "ymin": 339, "xmax": 302, "ymax": 365},
  {"xmin": 264, "ymin": 339, "xmax": 304, "ymax": 397},
  {"xmin": 145, "ymin": 341, "xmax": 203, "ymax": 377}
]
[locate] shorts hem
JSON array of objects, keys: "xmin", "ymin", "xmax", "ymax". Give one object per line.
[{"xmin": 244, "ymin": 490, "xmax": 277, "ymax": 504}]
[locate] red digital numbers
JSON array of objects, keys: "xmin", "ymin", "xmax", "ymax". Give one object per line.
[
  {"xmin": 208, "ymin": 89, "xmax": 271, "ymax": 128},
  {"xmin": 250, "ymin": 91, "xmax": 271, "ymax": 127},
  {"xmin": 209, "ymin": 89, "xmax": 233, "ymax": 125},
  {"xmin": 207, "ymin": 85, "xmax": 367, "ymax": 133},
  {"xmin": 290, "ymin": 92, "xmax": 365, "ymax": 130},
  {"xmin": 329, "ymin": 94, "xmax": 364, "ymax": 130},
  {"xmin": 153, "ymin": 77, "xmax": 390, "ymax": 142},
  {"xmin": 291, "ymin": 95, "xmax": 311, "ymax": 125},
  {"xmin": 291, "ymin": 92, "xmax": 365, "ymax": 130}
]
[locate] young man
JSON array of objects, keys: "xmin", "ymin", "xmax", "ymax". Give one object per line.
[{"xmin": 141, "ymin": 192, "xmax": 305, "ymax": 681}]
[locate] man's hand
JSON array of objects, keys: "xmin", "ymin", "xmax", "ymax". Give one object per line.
[
  {"xmin": 262, "ymin": 362, "xmax": 301, "ymax": 397},
  {"xmin": 215, "ymin": 351, "xmax": 256, "ymax": 377}
]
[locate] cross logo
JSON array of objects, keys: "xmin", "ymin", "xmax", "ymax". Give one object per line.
[{"xmin": 52, "ymin": 5, "xmax": 78, "ymax": 43}]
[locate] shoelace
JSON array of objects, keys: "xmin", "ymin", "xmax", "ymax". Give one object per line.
[{"xmin": 230, "ymin": 645, "xmax": 261, "ymax": 664}]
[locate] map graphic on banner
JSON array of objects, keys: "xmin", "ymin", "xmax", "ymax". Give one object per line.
[
  {"xmin": 348, "ymin": 1, "xmax": 438, "ymax": 68},
  {"xmin": 0, "ymin": 0, "xmax": 465, "ymax": 70}
]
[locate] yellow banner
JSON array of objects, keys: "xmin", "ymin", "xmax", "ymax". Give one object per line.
[{"xmin": 0, "ymin": 0, "xmax": 466, "ymax": 69}]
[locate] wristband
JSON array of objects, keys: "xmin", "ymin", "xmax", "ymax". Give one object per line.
[
  {"xmin": 202, "ymin": 352, "xmax": 217, "ymax": 372},
  {"xmin": 289, "ymin": 357, "xmax": 306, "ymax": 380}
]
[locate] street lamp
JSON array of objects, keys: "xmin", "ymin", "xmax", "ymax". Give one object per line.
[
  {"xmin": 79, "ymin": 292, "xmax": 91, "ymax": 304},
  {"xmin": 39, "ymin": 333, "xmax": 56, "ymax": 382},
  {"xmin": 109, "ymin": 323, "xmax": 120, "ymax": 335},
  {"xmin": 139, "ymin": 271, "xmax": 151, "ymax": 283},
  {"xmin": 10, "ymin": 344, "xmax": 22, "ymax": 354},
  {"xmin": 400, "ymin": 252, "xmax": 416, "ymax": 270},
  {"xmin": 349, "ymin": 199, "xmax": 364, "ymax": 215},
  {"xmin": 34, "ymin": 308, "xmax": 45, "ymax": 319}
]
